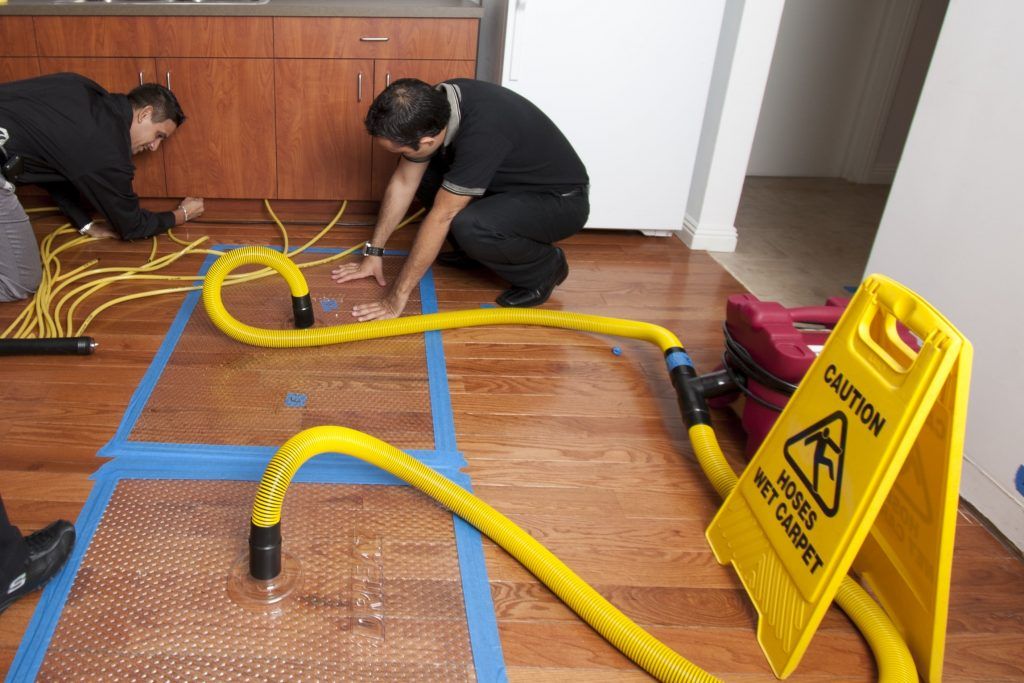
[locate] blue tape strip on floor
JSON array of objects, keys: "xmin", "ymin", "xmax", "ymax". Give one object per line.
[
  {"xmin": 10, "ymin": 245, "xmax": 504, "ymax": 680},
  {"xmin": 99, "ymin": 247, "xmax": 460, "ymax": 460},
  {"xmin": 418, "ymin": 266, "xmax": 459, "ymax": 453},
  {"xmin": 7, "ymin": 453, "xmax": 505, "ymax": 683}
]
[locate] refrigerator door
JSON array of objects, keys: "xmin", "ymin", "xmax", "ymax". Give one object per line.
[{"xmin": 501, "ymin": 0, "xmax": 726, "ymax": 231}]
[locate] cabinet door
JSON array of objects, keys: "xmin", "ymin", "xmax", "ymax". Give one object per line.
[
  {"xmin": 369, "ymin": 60, "xmax": 476, "ymax": 199},
  {"xmin": 275, "ymin": 59, "xmax": 373, "ymax": 200},
  {"xmin": 0, "ymin": 17, "xmax": 37, "ymax": 57},
  {"xmin": 158, "ymin": 58, "xmax": 276, "ymax": 199},
  {"xmin": 38, "ymin": 57, "xmax": 166, "ymax": 197},
  {"xmin": 0, "ymin": 59, "xmax": 40, "ymax": 84}
]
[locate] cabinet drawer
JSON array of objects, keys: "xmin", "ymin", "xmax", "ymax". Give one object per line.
[
  {"xmin": 34, "ymin": 17, "xmax": 273, "ymax": 58},
  {"xmin": 0, "ymin": 17, "xmax": 37, "ymax": 56},
  {"xmin": 274, "ymin": 18, "xmax": 477, "ymax": 60}
]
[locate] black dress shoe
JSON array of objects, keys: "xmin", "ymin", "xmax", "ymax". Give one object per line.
[
  {"xmin": 435, "ymin": 250, "xmax": 483, "ymax": 270},
  {"xmin": 0, "ymin": 520, "xmax": 75, "ymax": 614},
  {"xmin": 496, "ymin": 248, "xmax": 569, "ymax": 308}
]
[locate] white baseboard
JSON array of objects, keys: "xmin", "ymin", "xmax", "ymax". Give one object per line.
[
  {"xmin": 961, "ymin": 455, "xmax": 1024, "ymax": 553},
  {"xmin": 866, "ymin": 161, "xmax": 898, "ymax": 185},
  {"xmin": 679, "ymin": 213, "xmax": 738, "ymax": 252}
]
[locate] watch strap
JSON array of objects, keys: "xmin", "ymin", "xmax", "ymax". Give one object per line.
[{"xmin": 363, "ymin": 242, "xmax": 385, "ymax": 257}]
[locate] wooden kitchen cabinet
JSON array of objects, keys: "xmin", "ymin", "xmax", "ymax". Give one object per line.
[
  {"xmin": 275, "ymin": 59, "xmax": 374, "ymax": 200},
  {"xmin": 0, "ymin": 18, "xmax": 40, "ymax": 86},
  {"xmin": 4, "ymin": 14, "xmax": 478, "ymax": 202},
  {"xmin": 33, "ymin": 16, "xmax": 274, "ymax": 59},
  {"xmin": 369, "ymin": 59, "xmax": 476, "ymax": 199},
  {"xmin": 274, "ymin": 17, "xmax": 479, "ymax": 201},
  {"xmin": 158, "ymin": 58, "xmax": 276, "ymax": 199},
  {"xmin": 37, "ymin": 57, "xmax": 166, "ymax": 197}
]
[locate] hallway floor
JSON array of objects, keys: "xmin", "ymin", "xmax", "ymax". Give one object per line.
[{"xmin": 711, "ymin": 176, "xmax": 890, "ymax": 308}]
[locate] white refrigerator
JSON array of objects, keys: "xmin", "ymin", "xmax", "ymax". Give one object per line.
[{"xmin": 500, "ymin": 0, "xmax": 727, "ymax": 233}]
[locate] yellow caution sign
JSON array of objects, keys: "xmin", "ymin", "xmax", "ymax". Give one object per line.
[{"xmin": 706, "ymin": 274, "xmax": 971, "ymax": 680}]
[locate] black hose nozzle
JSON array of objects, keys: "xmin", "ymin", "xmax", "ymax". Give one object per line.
[
  {"xmin": 249, "ymin": 522, "xmax": 282, "ymax": 580},
  {"xmin": 0, "ymin": 337, "xmax": 97, "ymax": 356},
  {"xmin": 291, "ymin": 294, "xmax": 314, "ymax": 329}
]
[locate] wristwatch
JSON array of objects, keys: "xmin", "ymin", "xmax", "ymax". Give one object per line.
[
  {"xmin": 78, "ymin": 221, "xmax": 95, "ymax": 236},
  {"xmin": 362, "ymin": 241, "xmax": 385, "ymax": 257}
]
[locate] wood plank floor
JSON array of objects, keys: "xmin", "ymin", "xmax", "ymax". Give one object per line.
[{"xmin": 1, "ymin": 210, "xmax": 1022, "ymax": 681}]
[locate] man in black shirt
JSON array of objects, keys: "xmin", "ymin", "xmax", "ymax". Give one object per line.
[
  {"xmin": 0, "ymin": 73, "xmax": 205, "ymax": 302},
  {"xmin": 331, "ymin": 78, "xmax": 589, "ymax": 320}
]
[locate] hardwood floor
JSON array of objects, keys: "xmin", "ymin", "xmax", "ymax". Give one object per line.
[{"xmin": 1, "ymin": 209, "xmax": 1021, "ymax": 681}]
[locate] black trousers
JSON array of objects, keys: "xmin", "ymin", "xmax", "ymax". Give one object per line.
[
  {"xmin": 417, "ymin": 170, "xmax": 589, "ymax": 290},
  {"xmin": 0, "ymin": 494, "xmax": 27, "ymax": 586}
]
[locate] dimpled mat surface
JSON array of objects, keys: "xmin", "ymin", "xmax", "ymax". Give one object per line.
[
  {"xmin": 37, "ymin": 479, "xmax": 476, "ymax": 682},
  {"xmin": 126, "ymin": 253, "xmax": 437, "ymax": 451}
]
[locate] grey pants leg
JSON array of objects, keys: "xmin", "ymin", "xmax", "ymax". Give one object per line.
[{"xmin": 0, "ymin": 179, "xmax": 42, "ymax": 302}]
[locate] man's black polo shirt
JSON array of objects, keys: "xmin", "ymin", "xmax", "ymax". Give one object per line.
[
  {"xmin": 0, "ymin": 73, "xmax": 174, "ymax": 239},
  {"xmin": 404, "ymin": 79, "xmax": 589, "ymax": 197}
]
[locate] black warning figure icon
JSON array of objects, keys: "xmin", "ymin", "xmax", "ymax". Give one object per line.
[{"xmin": 784, "ymin": 411, "xmax": 847, "ymax": 517}]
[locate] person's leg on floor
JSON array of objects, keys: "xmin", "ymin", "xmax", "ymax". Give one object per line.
[
  {"xmin": 0, "ymin": 494, "xmax": 76, "ymax": 614},
  {"xmin": 448, "ymin": 189, "xmax": 589, "ymax": 305},
  {"xmin": 0, "ymin": 495, "xmax": 28, "ymax": 595},
  {"xmin": 0, "ymin": 179, "xmax": 42, "ymax": 303}
]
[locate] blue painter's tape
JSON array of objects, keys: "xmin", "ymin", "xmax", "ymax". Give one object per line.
[
  {"xmin": 284, "ymin": 392, "xmax": 307, "ymax": 408},
  {"xmin": 1016, "ymin": 465, "xmax": 1024, "ymax": 497},
  {"xmin": 665, "ymin": 349, "xmax": 693, "ymax": 371},
  {"xmin": 320, "ymin": 298, "xmax": 339, "ymax": 313},
  {"xmin": 6, "ymin": 453, "xmax": 502, "ymax": 682},
  {"xmin": 100, "ymin": 246, "xmax": 454, "ymax": 462},
  {"xmin": 449, "ymin": 473, "xmax": 508, "ymax": 683},
  {"xmin": 5, "ymin": 475, "xmax": 119, "ymax": 683},
  {"xmin": 419, "ymin": 267, "xmax": 459, "ymax": 454}
]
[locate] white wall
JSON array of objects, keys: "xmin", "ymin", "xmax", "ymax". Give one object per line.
[
  {"xmin": 683, "ymin": 0, "xmax": 785, "ymax": 251},
  {"xmin": 865, "ymin": 0, "xmax": 1024, "ymax": 550},
  {"xmin": 873, "ymin": 0, "xmax": 949, "ymax": 175},
  {"xmin": 747, "ymin": 0, "xmax": 888, "ymax": 177}
]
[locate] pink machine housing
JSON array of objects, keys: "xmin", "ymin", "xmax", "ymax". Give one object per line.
[{"xmin": 713, "ymin": 294, "xmax": 849, "ymax": 456}]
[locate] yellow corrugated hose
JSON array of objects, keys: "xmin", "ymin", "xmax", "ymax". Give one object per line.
[{"xmin": 204, "ymin": 246, "xmax": 916, "ymax": 682}]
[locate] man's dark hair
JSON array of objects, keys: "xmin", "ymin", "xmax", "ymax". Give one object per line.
[
  {"xmin": 364, "ymin": 78, "xmax": 450, "ymax": 150},
  {"xmin": 127, "ymin": 83, "xmax": 186, "ymax": 127}
]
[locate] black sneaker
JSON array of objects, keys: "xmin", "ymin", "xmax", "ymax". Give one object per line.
[{"xmin": 0, "ymin": 520, "xmax": 75, "ymax": 614}]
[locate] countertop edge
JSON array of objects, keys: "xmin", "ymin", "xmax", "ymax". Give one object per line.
[{"xmin": 0, "ymin": 3, "xmax": 484, "ymax": 18}]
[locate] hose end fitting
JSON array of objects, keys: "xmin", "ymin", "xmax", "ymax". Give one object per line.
[
  {"xmin": 249, "ymin": 522, "xmax": 282, "ymax": 580},
  {"xmin": 291, "ymin": 294, "xmax": 314, "ymax": 329},
  {"xmin": 666, "ymin": 347, "xmax": 712, "ymax": 428}
]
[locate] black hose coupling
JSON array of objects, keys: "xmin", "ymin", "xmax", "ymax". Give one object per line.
[
  {"xmin": 0, "ymin": 336, "xmax": 97, "ymax": 356},
  {"xmin": 291, "ymin": 294, "xmax": 314, "ymax": 329},
  {"xmin": 249, "ymin": 522, "xmax": 282, "ymax": 580},
  {"xmin": 665, "ymin": 347, "xmax": 712, "ymax": 428}
]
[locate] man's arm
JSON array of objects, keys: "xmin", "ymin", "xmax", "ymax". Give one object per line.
[
  {"xmin": 331, "ymin": 156, "xmax": 429, "ymax": 287},
  {"xmin": 34, "ymin": 181, "xmax": 93, "ymax": 231},
  {"xmin": 350, "ymin": 187, "xmax": 471, "ymax": 322}
]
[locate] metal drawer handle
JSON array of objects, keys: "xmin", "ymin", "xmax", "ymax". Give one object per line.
[
  {"xmin": 359, "ymin": 36, "xmax": 390, "ymax": 42},
  {"xmin": 138, "ymin": 71, "xmax": 144, "ymax": 86},
  {"xmin": 357, "ymin": 72, "xmax": 363, "ymax": 102}
]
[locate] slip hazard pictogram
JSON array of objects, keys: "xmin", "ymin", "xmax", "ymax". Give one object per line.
[{"xmin": 784, "ymin": 412, "xmax": 846, "ymax": 517}]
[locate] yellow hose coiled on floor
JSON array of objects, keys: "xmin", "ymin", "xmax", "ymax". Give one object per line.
[
  {"xmin": 254, "ymin": 426, "xmax": 718, "ymax": 683},
  {"xmin": 204, "ymin": 246, "xmax": 916, "ymax": 682}
]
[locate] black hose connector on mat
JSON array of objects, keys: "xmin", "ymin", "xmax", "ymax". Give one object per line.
[
  {"xmin": 291, "ymin": 294, "xmax": 314, "ymax": 329},
  {"xmin": 249, "ymin": 522, "xmax": 282, "ymax": 580},
  {"xmin": 0, "ymin": 337, "xmax": 97, "ymax": 356}
]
